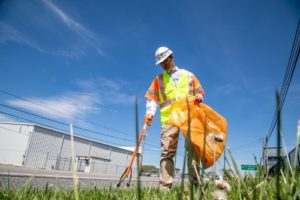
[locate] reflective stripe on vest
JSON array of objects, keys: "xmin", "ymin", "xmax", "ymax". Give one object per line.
[
  {"xmin": 158, "ymin": 69, "xmax": 191, "ymax": 124},
  {"xmin": 147, "ymin": 89, "xmax": 159, "ymax": 97}
]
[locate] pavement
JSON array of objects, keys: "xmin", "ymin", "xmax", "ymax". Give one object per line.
[{"xmin": 0, "ymin": 164, "xmax": 181, "ymax": 189}]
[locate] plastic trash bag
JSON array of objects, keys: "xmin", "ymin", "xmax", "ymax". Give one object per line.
[{"xmin": 169, "ymin": 96, "xmax": 227, "ymax": 169}]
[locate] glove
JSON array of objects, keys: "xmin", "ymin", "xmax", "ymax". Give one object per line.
[
  {"xmin": 144, "ymin": 114, "xmax": 154, "ymax": 126},
  {"xmin": 198, "ymin": 94, "xmax": 204, "ymax": 102},
  {"xmin": 194, "ymin": 93, "xmax": 203, "ymax": 104}
]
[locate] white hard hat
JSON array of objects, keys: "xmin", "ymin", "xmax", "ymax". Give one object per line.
[{"xmin": 155, "ymin": 46, "xmax": 173, "ymax": 65}]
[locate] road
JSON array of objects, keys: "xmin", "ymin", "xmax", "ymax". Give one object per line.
[{"xmin": 0, "ymin": 164, "xmax": 181, "ymax": 189}]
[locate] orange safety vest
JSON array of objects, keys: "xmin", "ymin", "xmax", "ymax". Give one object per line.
[{"xmin": 145, "ymin": 68, "xmax": 205, "ymax": 124}]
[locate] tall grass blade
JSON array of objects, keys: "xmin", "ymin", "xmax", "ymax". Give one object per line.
[
  {"xmin": 135, "ymin": 97, "xmax": 141, "ymax": 200},
  {"xmin": 227, "ymin": 148, "xmax": 250, "ymax": 199},
  {"xmin": 185, "ymin": 97, "xmax": 195, "ymax": 200},
  {"xmin": 70, "ymin": 123, "xmax": 79, "ymax": 200},
  {"xmin": 179, "ymin": 147, "xmax": 186, "ymax": 200},
  {"xmin": 227, "ymin": 149, "xmax": 242, "ymax": 180},
  {"xmin": 281, "ymin": 135, "xmax": 293, "ymax": 175}
]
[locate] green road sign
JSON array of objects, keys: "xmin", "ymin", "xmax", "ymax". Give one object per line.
[{"xmin": 241, "ymin": 164, "xmax": 257, "ymax": 171}]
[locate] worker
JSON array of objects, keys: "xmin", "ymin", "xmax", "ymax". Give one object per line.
[{"xmin": 144, "ymin": 46, "xmax": 205, "ymax": 191}]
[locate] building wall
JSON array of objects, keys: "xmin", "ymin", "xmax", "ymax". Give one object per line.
[
  {"xmin": 264, "ymin": 147, "xmax": 286, "ymax": 171},
  {"xmin": 0, "ymin": 123, "xmax": 33, "ymax": 166},
  {"xmin": 59, "ymin": 135, "xmax": 90, "ymax": 158},
  {"xmin": 285, "ymin": 147, "xmax": 300, "ymax": 168},
  {"xmin": 88, "ymin": 142, "xmax": 111, "ymax": 173},
  {"xmin": 0, "ymin": 122, "xmax": 137, "ymax": 176},
  {"xmin": 24, "ymin": 126, "xmax": 63, "ymax": 169},
  {"xmin": 89, "ymin": 142, "xmax": 111, "ymax": 160},
  {"xmin": 109, "ymin": 147, "xmax": 132, "ymax": 175}
]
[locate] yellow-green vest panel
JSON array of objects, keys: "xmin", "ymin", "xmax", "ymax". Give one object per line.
[{"xmin": 159, "ymin": 69, "xmax": 190, "ymax": 124}]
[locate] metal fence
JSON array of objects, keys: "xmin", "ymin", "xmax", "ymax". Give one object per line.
[{"xmin": 41, "ymin": 153, "xmax": 137, "ymax": 176}]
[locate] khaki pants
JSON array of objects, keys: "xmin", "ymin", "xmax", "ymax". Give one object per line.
[
  {"xmin": 159, "ymin": 124, "xmax": 179, "ymax": 189},
  {"xmin": 159, "ymin": 124, "xmax": 200, "ymax": 189}
]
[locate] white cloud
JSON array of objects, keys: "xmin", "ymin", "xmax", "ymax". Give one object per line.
[
  {"xmin": 55, "ymin": 43, "xmax": 87, "ymax": 58},
  {"xmin": 42, "ymin": 0, "xmax": 104, "ymax": 56},
  {"xmin": 0, "ymin": 113, "xmax": 17, "ymax": 123},
  {"xmin": 215, "ymin": 84, "xmax": 237, "ymax": 95},
  {"xmin": 7, "ymin": 92, "xmax": 101, "ymax": 121},
  {"xmin": 75, "ymin": 77, "xmax": 135, "ymax": 105},
  {"xmin": 99, "ymin": 77, "xmax": 126, "ymax": 91},
  {"xmin": 76, "ymin": 80, "xmax": 97, "ymax": 90},
  {"xmin": 103, "ymin": 91, "xmax": 135, "ymax": 105},
  {"xmin": 4, "ymin": 76, "xmax": 135, "ymax": 123},
  {"xmin": 0, "ymin": 22, "xmax": 46, "ymax": 53},
  {"xmin": 0, "ymin": 1, "xmax": 105, "ymax": 59},
  {"xmin": 76, "ymin": 77, "xmax": 130, "ymax": 91}
]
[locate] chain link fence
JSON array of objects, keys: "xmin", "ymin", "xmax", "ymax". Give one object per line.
[{"xmin": 41, "ymin": 153, "xmax": 137, "ymax": 176}]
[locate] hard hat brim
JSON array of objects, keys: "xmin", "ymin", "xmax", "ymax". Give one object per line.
[{"xmin": 155, "ymin": 51, "xmax": 172, "ymax": 65}]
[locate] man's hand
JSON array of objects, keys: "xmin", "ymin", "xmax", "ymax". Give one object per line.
[
  {"xmin": 144, "ymin": 114, "xmax": 154, "ymax": 126},
  {"xmin": 194, "ymin": 93, "xmax": 204, "ymax": 105},
  {"xmin": 198, "ymin": 93, "xmax": 203, "ymax": 102}
]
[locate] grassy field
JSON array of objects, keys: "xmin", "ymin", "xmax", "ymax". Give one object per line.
[
  {"xmin": 0, "ymin": 145, "xmax": 299, "ymax": 199},
  {"xmin": 1, "ymin": 130, "xmax": 299, "ymax": 199},
  {"xmin": 0, "ymin": 168, "xmax": 299, "ymax": 200}
]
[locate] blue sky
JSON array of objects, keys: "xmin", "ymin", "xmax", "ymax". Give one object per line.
[{"xmin": 0, "ymin": 0, "xmax": 299, "ymax": 173}]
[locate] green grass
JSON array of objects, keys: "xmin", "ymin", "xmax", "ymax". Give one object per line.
[
  {"xmin": 0, "ymin": 186, "xmax": 190, "ymax": 200},
  {"xmin": 0, "ymin": 169, "xmax": 299, "ymax": 200}
]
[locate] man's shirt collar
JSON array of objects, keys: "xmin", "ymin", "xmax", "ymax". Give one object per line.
[{"xmin": 167, "ymin": 66, "xmax": 179, "ymax": 75}]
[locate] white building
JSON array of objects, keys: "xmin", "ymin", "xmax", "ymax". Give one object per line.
[{"xmin": 0, "ymin": 122, "xmax": 138, "ymax": 176}]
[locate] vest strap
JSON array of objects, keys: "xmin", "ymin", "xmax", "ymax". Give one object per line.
[
  {"xmin": 194, "ymin": 87, "xmax": 203, "ymax": 94},
  {"xmin": 159, "ymin": 74, "xmax": 167, "ymax": 101},
  {"xmin": 147, "ymin": 89, "xmax": 159, "ymax": 96},
  {"xmin": 160, "ymin": 98, "xmax": 177, "ymax": 108}
]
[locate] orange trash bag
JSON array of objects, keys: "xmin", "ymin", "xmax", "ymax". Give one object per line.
[{"xmin": 169, "ymin": 96, "xmax": 227, "ymax": 169}]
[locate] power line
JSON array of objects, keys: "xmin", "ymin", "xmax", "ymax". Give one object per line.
[
  {"xmin": 0, "ymin": 89, "xmax": 135, "ymax": 138},
  {"xmin": 0, "ymin": 103, "xmax": 134, "ymax": 142},
  {"xmin": 0, "ymin": 90, "xmax": 160, "ymax": 147},
  {"xmin": 0, "ymin": 105, "xmax": 160, "ymax": 149},
  {"xmin": 0, "ymin": 123, "xmax": 138, "ymax": 153},
  {"xmin": 0, "ymin": 103, "xmax": 67, "ymax": 126},
  {"xmin": 0, "ymin": 111, "xmax": 160, "ymax": 151},
  {"xmin": 266, "ymin": 20, "xmax": 300, "ymax": 141}
]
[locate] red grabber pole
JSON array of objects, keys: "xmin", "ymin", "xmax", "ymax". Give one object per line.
[{"xmin": 117, "ymin": 124, "xmax": 148, "ymax": 187}]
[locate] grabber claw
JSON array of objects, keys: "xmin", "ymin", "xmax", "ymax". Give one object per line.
[{"xmin": 116, "ymin": 124, "xmax": 148, "ymax": 187}]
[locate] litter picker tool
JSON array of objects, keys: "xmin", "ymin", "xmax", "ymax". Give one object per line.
[{"xmin": 117, "ymin": 123, "xmax": 148, "ymax": 187}]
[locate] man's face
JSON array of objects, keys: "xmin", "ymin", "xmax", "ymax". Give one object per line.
[{"xmin": 160, "ymin": 56, "xmax": 174, "ymax": 72}]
